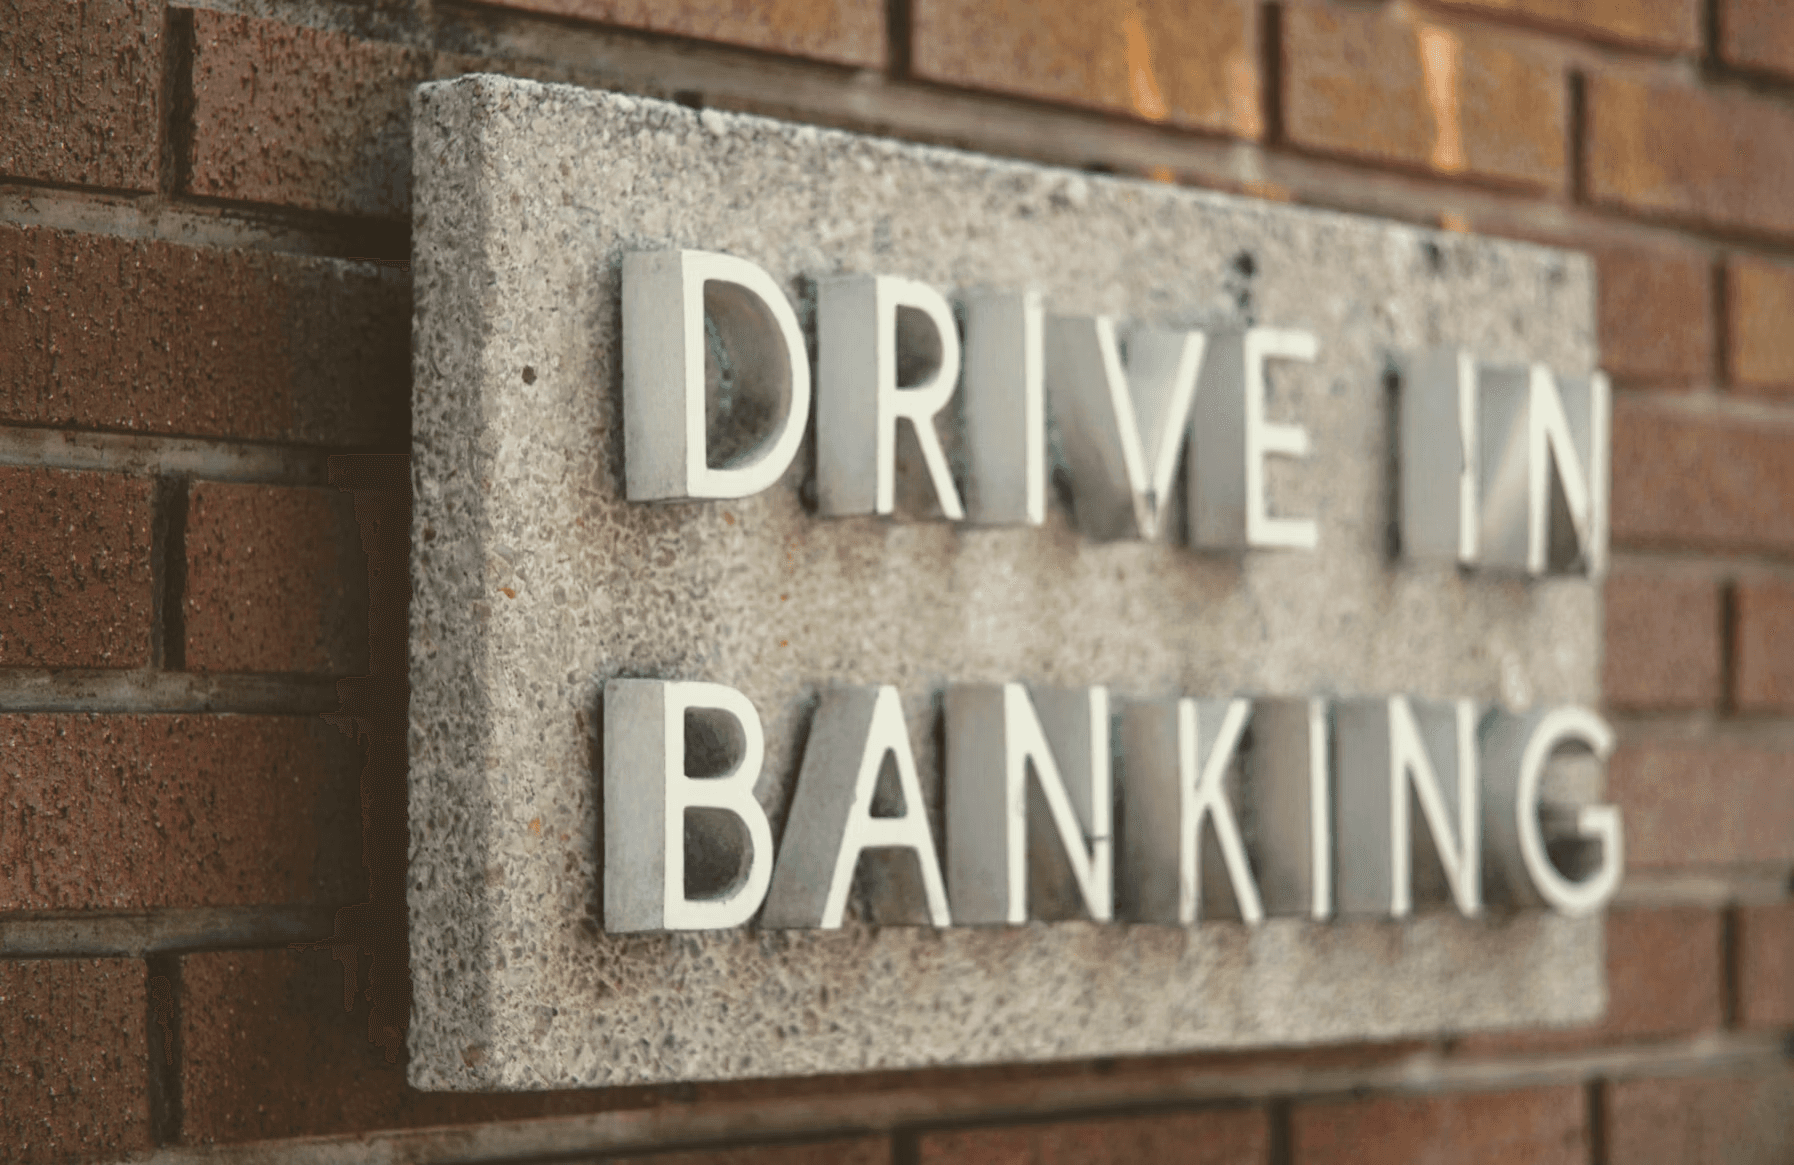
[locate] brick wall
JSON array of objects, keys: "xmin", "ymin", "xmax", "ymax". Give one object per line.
[{"xmin": 3, "ymin": 0, "xmax": 1789, "ymax": 1162}]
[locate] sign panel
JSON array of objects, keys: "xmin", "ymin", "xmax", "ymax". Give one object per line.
[{"xmin": 410, "ymin": 75, "xmax": 1611, "ymax": 1090}]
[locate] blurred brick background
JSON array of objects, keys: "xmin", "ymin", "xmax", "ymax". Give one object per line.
[{"xmin": 2, "ymin": 0, "xmax": 1790, "ymax": 1161}]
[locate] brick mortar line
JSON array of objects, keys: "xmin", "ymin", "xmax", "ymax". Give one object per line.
[
  {"xmin": 158, "ymin": 188, "xmax": 409, "ymax": 255},
  {"xmin": 154, "ymin": 473, "xmax": 189, "ymax": 672},
  {"xmin": 1712, "ymin": 248, "xmax": 1735, "ymax": 390},
  {"xmin": 146, "ymin": 952, "xmax": 182, "ymax": 1146},
  {"xmin": 1612, "ymin": 539, "xmax": 1794, "ymax": 570},
  {"xmin": 0, "ymin": 186, "xmax": 411, "ymax": 264},
  {"xmin": 1585, "ymin": 1075, "xmax": 1608, "ymax": 1165},
  {"xmin": 0, "ymin": 670, "xmax": 341, "ymax": 715},
  {"xmin": 174, "ymin": 0, "xmax": 428, "ymax": 47},
  {"xmin": 0, "ymin": 904, "xmax": 341, "ymax": 958},
  {"xmin": 1610, "ymin": 388, "xmax": 1794, "ymax": 428},
  {"xmin": 1400, "ymin": 0, "xmax": 1709, "ymax": 61},
  {"xmin": 1615, "ymin": 868, "xmax": 1792, "ymax": 908},
  {"xmin": 109, "ymin": 1033, "xmax": 1791, "ymax": 1165},
  {"xmin": 0, "ymin": 425, "xmax": 335, "ymax": 485},
  {"xmin": 1704, "ymin": 56, "xmax": 1794, "ymax": 101},
  {"xmin": 1720, "ymin": 576, "xmax": 1742, "ymax": 715},
  {"xmin": 883, "ymin": 0, "xmax": 911, "ymax": 81},
  {"xmin": 1722, "ymin": 901, "xmax": 1744, "ymax": 1027},
  {"xmin": 1609, "ymin": 547, "xmax": 1794, "ymax": 580},
  {"xmin": 1609, "ymin": 712, "xmax": 1794, "ymax": 745}
]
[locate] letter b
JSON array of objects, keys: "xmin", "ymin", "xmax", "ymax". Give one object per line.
[{"xmin": 603, "ymin": 679, "xmax": 776, "ymax": 931}]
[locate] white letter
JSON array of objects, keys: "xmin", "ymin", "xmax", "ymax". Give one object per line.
[
  {"xmin": 623, "ymin": 250, "xmax": 811, "ymax": 501},
  {"xmin": 1398, "ymin": 348, "xmax": 1479, "ymax": 564},
  {"xmin": 1418, "ymin": 353, "xmax": 1611, "ymax": 576},
  {"xmin": 818, "ymin": 275, "xmax": 965, "ymax": 519},
  {"xmin": 1122, "ymin": 697, "xmax": 1264, "ymax": 924},
  {"xmin": 945, "ymin": 684, "xmax": 1112, "ymax": 924},
  {"xmin": 762, "ymin": 686, "xmax": 951, "ymax": 928},
  {"xmin": 1525, "ymin": 365, "xmax": 1610, "ymax": 576},
  {"xmin": 1190, "ymin": 327, "xmax": 1319, "ymax": 551},
  {"xmin": 1247, "ymin": 697, "xmax": 1332, "ymax": 920},
  {"xmin": 603, "ymin": 679, "xmax": 775, "ymax": 931},
  {"xmin": 1045, "ymin": 316, "xmax": 1205, "ymax": 540},
  {"xmin": 1483, "ymin": 706, "xmax": 1623, "ymax": 914},
  {"xmin": 1335, "ymin": 696, "xmax": 1481, "ymax": 918},
  {"xmin": 963, "ymin": 290, "xmax": 1046, "ymax": 526}
]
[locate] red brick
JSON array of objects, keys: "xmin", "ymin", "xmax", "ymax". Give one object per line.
[
  {"xmin": 609, "ymin": 1141, "xmax": 888, "ymax": 1164},
  {"xmin": 912, "ymin": 0, "xmax": 1262, "ymax": 138},
  {"xmin": 917, "ymin": 1108, "xmax": 1266, "ymax": 1164},
  {"xmin": 0, "ymin": 467, "xmax": 151, "ymax": 668},
  {"xmin": 1720, "ymin": 0, "xmax": 1794, "ymax": 80},
  {"xmin": 183, "ymin": 947, "xmax": 393, "ymax": 1142},
  {"xmin": 185, "ymin": 484, "xmax": 367, "ymax": 675},
  {"xmin": 187, "ymin": 12, "xmax": 433, "ymax": 218},
  {"xmin": 178, "ymin": 948, "xmax": 667, "ymax": 1142},
  {"xmin": 1610, "ymin": 401, "xmax": 1794, "ymax": 554},
  {"xmin": 1606, "ymin": 1069, "xmax": 1794, "ymax": 1164},
  {"xmin": 1728, "ymin": 257, "xmax": 1794, "ymax": 396},
  {"xmin": 0, "ymin": 714, "xmax": 361, "ymax": 910},
  {"xmin": 1595, "ymin": 244, "xmax": 1713, "ymax": 386},
  {"xmin": 475, "ymin": 0, "xmax": 883, "ymax": 67},
  {"xmin": 1453, "ymin": 907, "xmax": 1725, "ymax": 1056},
  {"xmin": 0, "ymin": 224, "xmax": 407, "ymax": 446},
  {"xmin": 1603, "ymin": 571, "xmax": 1722, "ymax": 710},
  {"xmin": 1605, "ymin": 906, "xmax": 1725, "ymax": 1039},
  {"xmin": 0, "ymin": 958, "xmax": 150, "ymax": 1162},
  {"xmin": 1292, "ymin": 1087, "xmax": 1584, "ymax": 1165},
  {"xmin": 1, "ymin": 0, "xmax": 160, "ymax": 190},
  {"xmin": 1587, "ymin": 75, "xmax": 1794, "ymax": 239},
  {"xmin": 1426, "ymin": 0, "xmax": 1700, "ymax": 51},
  {"xmin": 1610, "ymin": 741, "xmax": 1794, "ymax": 868},
  {"xmin": 1283, "ymin": 6, "xmax": 1566, "ymax": 190},
  {"xmin": 1735, "ymin": 578, "xmax": 1794, "ymax": 712},
  {"xmin": 1739, "ymin": 902, "xmax": 1794, "ymax": 1030}
]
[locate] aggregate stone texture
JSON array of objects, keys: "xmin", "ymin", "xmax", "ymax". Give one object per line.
[{"xmin": 411, "ymin": 75, "xmax": 1605, "ymax": 1090}]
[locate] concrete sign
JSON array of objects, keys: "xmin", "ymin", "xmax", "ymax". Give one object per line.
[{"xmin": 410, "ymin": 75, "xmax": 1613, "ymax": 1091}]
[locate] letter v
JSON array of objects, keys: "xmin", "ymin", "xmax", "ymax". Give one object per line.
[{"xmin": 1045, "ymin": 316, "xmax": 1206, "ymax": 541}]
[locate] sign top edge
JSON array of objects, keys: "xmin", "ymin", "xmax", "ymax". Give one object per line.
[{"xmin": 414, "ymin": 73, "xmax": 1588, "ymax": 274}]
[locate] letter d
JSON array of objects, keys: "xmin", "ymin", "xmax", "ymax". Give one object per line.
[{"xmin": 623, "ymin": 249, "xmax": 811, "ymax": 501}]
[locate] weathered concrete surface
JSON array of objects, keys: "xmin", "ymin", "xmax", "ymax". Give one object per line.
[{"xmin": 410, "ymin": 75, "xmax": 1604, "ymax": 1090}]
